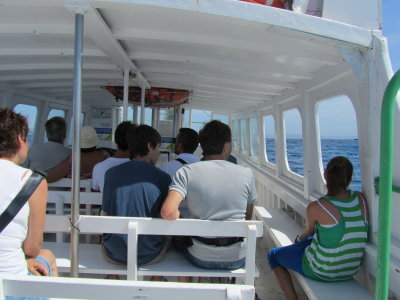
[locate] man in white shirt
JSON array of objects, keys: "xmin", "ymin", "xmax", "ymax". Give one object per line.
[
  {"xmin": 92, "ymin": 121, "xmax": 136, "ymax": 192},
  {"xmin": 160, "ymin": 128, "xmax": 199, "ymax": 178},
  {"xmin": 161, "ymin": 121, "xmax": 257, "ymax": 270}
]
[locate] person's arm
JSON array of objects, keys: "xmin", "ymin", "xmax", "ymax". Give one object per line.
[
  {"xmin": 296, "ymin": 202, "xmax": 317, "ymax": 242},
  {"xmin": 245, "ymin": 203, "xmax": 254, "ymax": 220},
  {"xmin": 45, "ymin": 156, "xmax": 70, "ymax": 183},
  {"xmin": 23, "ymin": 178, "xmax": 48, "ymax": 258},
  {"xmin": 161, "ymin": 190, "xmax": 184, "ymax": 220},
  {"xmin": 358, "ymin": 192, "xmax": 369, "ymax": 223}
]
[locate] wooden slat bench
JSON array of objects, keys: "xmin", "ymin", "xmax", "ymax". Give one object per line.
[
  {"xmin": 44, "ymin": 215, "xmax": 263, "ymax": 285},
  {"xmin": 0, "ymin": 275, "xmax": 255, "ymax": 300},
  {"xmin": 254, "ymin": 206, "xmax": 373, "ymax": 300}
]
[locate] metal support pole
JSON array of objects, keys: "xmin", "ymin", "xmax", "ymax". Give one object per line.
[
  {"xmin": 140, "ymin": 86, "xmax": 145, "ymax": 124},
  {"xmin": 151, "ymin": 108, "xmax": 159, "ymax": 130},
  {"xmin": 188, "ymin": 108, "xmax": 192, "ymax": 128},
  {"xmin": 122, "ymin": 67, "xmax": 129, "ymax": 121},
  {"xmin": 133, "ymin": 105, "xmax": 138, "ymax": 125},
  {"xmin": 375, "ymin": 69, "xmax": 400, "ymax": 300},
  {"xmin": 70, "ymin": 12, "xmax": 84, "ymax": 278},
  {"xmin": 172, "ymin": 106, "xmax": 180, "ymax": 138}
]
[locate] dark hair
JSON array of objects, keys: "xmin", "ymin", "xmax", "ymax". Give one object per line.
[
  {"xmin": 325, "ymin": 156, "xmax": 353, "ymax": 196},
  {"xmin": 127, "ymin": 125, "xmax": 161, "ymax": 159},
  {"xmin": 45, "ymin": 116, "xmax": 67, "ymax": 143},
  {"xmin": 199, "ymin": 120, "xmax": 231, "ymax": 156},
  {"xmin": 177, "ymin": 128, "xmax": 199, "ymax": 154},
  {"xmin": 0, "ymin": 108, "xmax": 29, "ymax": 159},
  {"xmin": 115, "ymin": 121, "xmax": 136, "ymax": 151}
]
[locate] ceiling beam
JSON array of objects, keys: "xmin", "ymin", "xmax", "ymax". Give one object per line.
[{"xmin": 63, "ymin": 1, "xmax": 150, "ymax": 88}]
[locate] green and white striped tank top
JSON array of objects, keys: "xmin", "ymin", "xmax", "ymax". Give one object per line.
[{"xmin": 303, "ymin": 191, "xmax": 368, "ymax": 281}]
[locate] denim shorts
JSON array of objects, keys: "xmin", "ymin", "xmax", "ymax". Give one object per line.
[
  {"xmin": 267, "ymin": 237, "xmax": 313, "ymax": 275},
  {"xmin": 186, "ymin": 251, "xmax": 245, "ymax": 270}
]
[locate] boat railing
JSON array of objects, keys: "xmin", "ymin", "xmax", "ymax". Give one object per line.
[{"xmin": 375, "ymin": 69, "xmax": 400, "ymax": 300}]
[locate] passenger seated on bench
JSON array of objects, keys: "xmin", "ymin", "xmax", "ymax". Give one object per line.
[
  {"xmin": 160, "ymin": 128, "xmax": 199, "ymax": 218},
  {"xmin": 23, "ymin": 116, "xmax": 71, "ymax": 172},
  {"xmin": 161, "ymin": 120, "xmax": 258, "ymax": 270},
  {"xmin": 102, "ymin": 125, "xmax": 171, "ymax": 266},
  {"xmin": 0, "ymin": 108, "xmax": 58, "ymax": 286},
  {"xmin": 46, "ymin": 126, "xmax": 109, "ymax": 182},
  {"xmin": 268, "ymin": 156, "xmax": 368, "ymax": 300},
  {"xmin": 92, "ymin": 121, "xmax": 136, "ymax": 192}
]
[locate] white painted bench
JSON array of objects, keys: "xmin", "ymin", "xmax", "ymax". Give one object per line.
[
  {"xmin": 46, "ymin": 191, "xmax": 102, "ymax": 243},
  {"xmin": 0, "ymin": 275, "xmax": 255, "ymax": 300},
  {"xmin": 44, "ymin": 215, "xmax": 263, "ymax": 285},
  {"xmin": 254, "ymin": 206, "xmax": 373, "ymax": 300},
  {"xmin": 48, "ymin": 178, "xmax": 92, "ymax": 192}
]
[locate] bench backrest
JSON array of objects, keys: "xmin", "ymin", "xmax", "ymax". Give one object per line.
[
  {"xmin": 0, "ymin": 275, "xmax": 255, "ymax": 300},
  {"xmin": 44, "ymin": 215, "xmax": 263, "ymax": 284},
  {"xmin": 48, "ymin": 178, "xmax": 92, "ymax": 192}
]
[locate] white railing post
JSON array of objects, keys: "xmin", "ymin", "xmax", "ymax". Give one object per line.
[
  {"xmin": 127, "ymin": 222, "xmax": 138, "ymax": 280},
  {"xmin": 244, "ymin": 224, "xmax": 257, "ymax": 285}
]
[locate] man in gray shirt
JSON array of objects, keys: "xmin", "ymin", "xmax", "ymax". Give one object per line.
[
  {"xmin": 24, "ymin": 117, "xmax": 71, "ymax": 171},
  {"xmin": 161, "ymin": 120, "xmax": 257, "ymax": 270}
]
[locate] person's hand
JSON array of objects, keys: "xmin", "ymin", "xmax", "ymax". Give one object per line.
[
  {"xmin": 26, "ymin": 258, "xmax": 49, "ymax": 276},
  {"xmin": 294, "ymin": 234, "xmax": 302, "ymax": 243}
]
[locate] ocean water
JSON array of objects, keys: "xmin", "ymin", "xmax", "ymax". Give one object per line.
[
  {"xmin": 29, "ymin": 134, "xmax": 361, "ymax": 191},
  {"xmin": 266, "ymin": 138, "xmax": 361, "ymax": 191}
]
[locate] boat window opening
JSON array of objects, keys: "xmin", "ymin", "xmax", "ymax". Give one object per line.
[
  {"xmin": 44, "ymin": 109, "xmax": 67, "ymax": 142},
  {"xmin": 127, "ymin": 107, "xmax": 152, "ymax": 125},
  {"xmin": 263, "ymin": 115, "xmax": 276, "ymax": 164},
  {"xmin": 240, "ymin": 119, "xmax": 248, "ymax": 152},
  {"xmin": 160, "ymin": 109, "xmax": 174, "ymax": 121},
  {"xmin": 283, "ymin": 109, "xmax": 304, "ymax": 176},
  {"xmin": 213, "ymin": 114, "xmax": 229, "ymax": 124},
  {"xmin": 67, "ymin": 112, "xmax": 86, "ymax": 146},
  {"xmin": 14, "ymin": 104, "xmax": 38, "ymax": 146},
  {"xmin": 249, "ymin": 118, "xmax": 259, "ymax": 158},
  {"xmin": 232, "ymin": 119, "xmax": 239, "ymax": 148},
  {"xmin": 317, "ymin": 95, "xmax": 361, "ymax": 191},
  {"xmin": 190, "ymin": 109, "xmax": 211, "ymax": 132}
]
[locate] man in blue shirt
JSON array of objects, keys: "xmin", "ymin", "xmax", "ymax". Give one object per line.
[{"xmin": 102, "ymin": 125, "xmax": 171, "ymax": 266}]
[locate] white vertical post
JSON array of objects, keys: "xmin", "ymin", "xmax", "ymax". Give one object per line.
[
  {"xmin": 140, "ymin": 86, "xmax": 145, "ymax": 124},
  {"xmin": 152, "ymin": 108, "xmax": 160, "ymax": 130},
  {"xmin": 188, "ymin": 108, "xmax": 192, "ymax": 128},
  {"xmin": 70, "ymin": 12, "xmax": 84, "ymax": 278},
  {"xmin": 244, "ymin": 224, "xmax": 257, "ymax": 285},
  {"xmin": 127, "ymin": 222, "xmax": 138, "ymax": 281},
  {"xmin": 133, "ymin": 105, "xmax": 138, "ymax": 125},
  {"xmin": 122, "ymin": 68, "xmax": 129, "ymax": 121}
]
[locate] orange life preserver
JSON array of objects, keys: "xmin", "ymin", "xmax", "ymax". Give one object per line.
[{"xmin": 239, "ymin": 0, "xmax": 285, "ymax": 9}]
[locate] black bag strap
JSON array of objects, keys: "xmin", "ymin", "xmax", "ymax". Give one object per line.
[
  {"xmin": 0, "ymin": 170, "xmax": 44, "ymax": 234},
  {"xmin": 175, "ymin": 158, "xmax": 187, "ymax": 165}
]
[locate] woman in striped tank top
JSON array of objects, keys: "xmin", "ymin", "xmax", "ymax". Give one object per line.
[{"xmin": 267, "ymin": 156, "xmax": 368, "ymax": 300}]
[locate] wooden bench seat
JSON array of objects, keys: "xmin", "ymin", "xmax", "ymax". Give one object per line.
[
  {"xmin": 254, "ymin": 206, "xmax": 373, "ymax": 300},
  {"xmin": 44, "ymin": 215, "xmax": 263, "ymax": 285}
]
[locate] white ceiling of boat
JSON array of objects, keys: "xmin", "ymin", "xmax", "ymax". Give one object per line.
[{"xmin": 0, "ymin": 0, "xmax": 372, "ymax": 114}]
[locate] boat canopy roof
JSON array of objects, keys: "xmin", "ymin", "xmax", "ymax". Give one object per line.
[{"xmin": 0, "ymin": 0, "xmax": 375, "ymax": 114}]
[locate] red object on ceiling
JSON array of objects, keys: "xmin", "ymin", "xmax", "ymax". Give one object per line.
[
  {"xmin": 239, "ymin": 0, "xmax": 285, "ymax": 9},
  {"xmin": 104, "ymin": 86, "xmax": 190, "ymax": 108}
]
